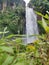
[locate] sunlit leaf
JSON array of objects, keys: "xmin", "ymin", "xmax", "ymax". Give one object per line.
[{"xmin": 42, "ymin": 17, "xmax": 49, "ymax": 33}]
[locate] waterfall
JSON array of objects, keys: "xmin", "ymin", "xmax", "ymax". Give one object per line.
[
  {"xmin": 26, "ymin": 6, "xmax": 39, "ymax": 43},
  {"xmin": 23, "ymin": 0, "xmax": 39, "ymax": 44}
]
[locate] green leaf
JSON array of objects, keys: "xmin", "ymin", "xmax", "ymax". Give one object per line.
[
  {"xmin": 14, "ymin": 62, "xmax": 25, "ymax": 65},
  {"xmin": 34, "ymin": 50, "xmax": 39, "ymax": 57},
  {"xmin": 6, "ymin": 34, "xmax": 16, "ymax": 39},
  {"xmin": 2, "ymin": 55, "xmax": 14, "ymax": 65},
  {"xmin": 15, "ymin": 38, "xmax": 22, "ymax": 44},
  {"xmin": 0, "ymin": 46, "xmax": 14, "ymax": 54},
  {"xmin": 42, "ymin": 17, "xmax": 47, "ymax": 28},
  {"xmin": 35, "ymin": 11, "xmax": 49, "ymax": 19},
  {"xmin": 42, "ymin": 17, "xmax": 49, "ymax": 33},
  {"xmin": 46, "ymin": 11, "xmax": 49, "ymax": 14},
  {"xmin": 0, "ymin": 31, "xmax": 9, "ymax": 34},
  {"xmin": 0, "ymin": 53, "xmax": 8, "ymax": 65},
  {"xmin": 4, "ymin": 27, "xmax": 7, "ymax": 32}
]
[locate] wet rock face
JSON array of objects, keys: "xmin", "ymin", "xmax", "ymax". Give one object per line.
[{"xmin": 28, "ymin": 3, "xmax": 32, "ymax": 8}]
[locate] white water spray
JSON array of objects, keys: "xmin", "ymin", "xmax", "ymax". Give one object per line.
[{"xmin": 24, "ymin": 0, "xmax": 30, "ymax": 6}]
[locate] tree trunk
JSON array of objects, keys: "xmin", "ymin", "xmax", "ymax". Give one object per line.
[{"xmin": 2, "ymin": 1, "xmax": 7, "ymax": 13}]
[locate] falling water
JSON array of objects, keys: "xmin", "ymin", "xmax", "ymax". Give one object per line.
[
  {"xmin": 23, "ymin": 0, "xmax": 39, "ymax": 44},
  {"xmin": 26, "ymin": 6, "xmax": 39, "ymax": 43}
]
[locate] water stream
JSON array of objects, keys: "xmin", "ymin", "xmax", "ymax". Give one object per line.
[
  {"xmin": 26, "ymin": 6, "xmax": 38, "ymax": 43},
  {"xmin": 23, "ymin": 0, "xmax": 39, "ymax": 44}
]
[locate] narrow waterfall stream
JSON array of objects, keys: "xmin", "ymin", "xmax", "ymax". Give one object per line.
[
  {"xmin": 23, "ymin": 0, "xmax": 39, "ymax": 44},
  {"xmin": 26, "ymin": 6, "xmax": 39, "ymax": 43}
]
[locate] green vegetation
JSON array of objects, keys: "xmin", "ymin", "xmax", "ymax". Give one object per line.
[
  {"xmin": 0, "ymin": 21, "xmax": 49, "ymax": 65},
  {"xmin": 0, "ymin": 14, "xmax": 49, "ymax": 65},
  {"xmin": 0, "ymin": 6, "xmax": 25, "ymax": 34},
  {"xmin": 0, "ymin": 0, "xmax": 49, "ymax": 65},
  {"xmin": 31, "ymin": 0, "xmax": 49, "ymax": 15}
]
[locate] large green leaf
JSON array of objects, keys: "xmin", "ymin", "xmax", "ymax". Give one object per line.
[{"xmin": 2, "ymin": 55, "xmax": 14, "ymax": 65}]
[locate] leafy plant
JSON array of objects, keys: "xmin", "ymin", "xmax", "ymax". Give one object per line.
[{"xmin": 42, "ymin": 17, "xmax": 49, "ymax": 33}]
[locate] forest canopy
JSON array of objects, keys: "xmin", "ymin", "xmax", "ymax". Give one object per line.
[{"xmin": 0, "ymin": 0, "xmax": 49, "ymax": 34}]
